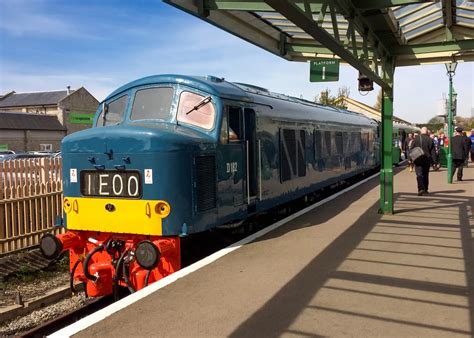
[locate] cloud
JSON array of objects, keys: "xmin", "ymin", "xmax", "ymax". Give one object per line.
[
  {"xmin": 0, "ymin": 69, "xmax": 116, "ymax": 102},
  {"xmin": 1, "ymin": 1, "xmax": 472, "ymax": 124}
]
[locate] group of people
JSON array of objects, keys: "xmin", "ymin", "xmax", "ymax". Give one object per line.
[{"xmin": 404, "ymin": 127, "xmax": 473, "ymax": 196}]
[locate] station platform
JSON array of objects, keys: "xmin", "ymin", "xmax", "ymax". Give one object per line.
[{"xmin": 61, "ymin": 165, "xmax": 473, "ymax": 337}]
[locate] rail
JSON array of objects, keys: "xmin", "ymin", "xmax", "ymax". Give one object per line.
[{"xmin": 0, "ymin": 157, "xmax": 63, "ymax": 255}]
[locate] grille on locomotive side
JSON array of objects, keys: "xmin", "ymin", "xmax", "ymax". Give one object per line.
[{"xmin": 195, "ymin": 155, "xmax": 217, "ymax": 212}]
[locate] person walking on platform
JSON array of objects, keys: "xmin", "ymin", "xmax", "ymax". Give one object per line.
[
  {"xmin": 439, "ymin": 132, "xmax": 447, "ymax": 148},
  {"xmin": 405, "ymin": 133, "xmax": 415, "ymax": 172},
  {"xmin": 470, "ymin": 129, "xmax": 474, "ymax": 163},
  {"xmin": 410, "ymin": 127, "xmax": 435, "ymax": 196},
  {"xmin": 464, "ymin": 131, "xmax": 472, "ymax": 167},
  {"xmin": 451, "ymin": 127, "xmax": 469, "ymax": 182},
  {"xmin": 430, "ymin": 132, "xmax": 440, "ymax": 171}
]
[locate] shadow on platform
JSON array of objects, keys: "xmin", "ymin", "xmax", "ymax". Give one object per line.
[{"xmin": 231, "ymin": 182, "xmax": 474, "ymax": 337}]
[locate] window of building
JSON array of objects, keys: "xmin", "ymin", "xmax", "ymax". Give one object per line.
[
  {"xmin": 177, "ymin": 91, "xmax": 215, "ymax": 130},
  {"xmin": 40, "ymin": 144, "xmax": 52, "ymax": 151},
  {"xmin": 130, "ymin": 87, "xmax": 174, "ymax": 121}
]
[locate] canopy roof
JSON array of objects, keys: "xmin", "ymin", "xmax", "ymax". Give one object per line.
[{"xmin": 165, "ymin": 0, "xmax": 474, "ymax": 90}]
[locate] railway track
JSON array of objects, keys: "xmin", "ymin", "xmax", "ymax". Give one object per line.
[{"xmin": 20, "ymin": 296, "xmax": 113, "ymax": 337}]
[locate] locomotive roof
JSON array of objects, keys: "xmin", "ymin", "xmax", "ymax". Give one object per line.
[{"xmin": 106, "ymin": 74, "xmax": 377, "ymax": 127}]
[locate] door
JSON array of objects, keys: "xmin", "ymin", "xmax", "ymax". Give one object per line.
[
  {"xmin": 244, "ymin": 109, "xmax": 258, "ymax": 204},
  {"xmin": 217, "ymin": 107, "xmax": 244, "ymax": 210}
]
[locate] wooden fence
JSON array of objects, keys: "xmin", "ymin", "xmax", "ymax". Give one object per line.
[{"xmin": 0, "ymin": 157, "xmax": 63, "ymax": 255}]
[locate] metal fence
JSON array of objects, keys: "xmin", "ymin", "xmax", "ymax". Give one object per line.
[{"xmin": 0, "ymin": 157, "xmax": 63, "ymax": 255}]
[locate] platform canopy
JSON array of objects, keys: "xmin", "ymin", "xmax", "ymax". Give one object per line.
[
  {"xmin": 165, "ymin": 0, "xmax": 474, "ymax": 215},
  {"xmin": 165, "ymin": 0, "xmax": 474, "ymax": 90}
]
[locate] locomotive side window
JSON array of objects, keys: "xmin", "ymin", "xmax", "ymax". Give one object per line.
[
  {"xmin": 219, "ymin": 107, "xmax": 242, "ymax": 143},
  {"xmin": 220, "ymin": 111, "xmax": 229, "ymax": 143},
  {"xmin": 314, "ymin": 130, "xmax": 322, "ymax": 159},
  {"xmin": 297, "ymin": 130, "xmax": 306, "ymax": 177},
  {"xmin": 228, "ymin": 107, "xmax": 242, "ymax": 141},
  {"xmin": 96, "ymin": 95, "xmax": 128, "ymax": 126},
  {"xmin": 324, "ymin": 131, "xmax": 332, "ymax": 156},
  {"xmin": 131, "ymin": 87, "xmax": 173, "ymax": 121},
  {"xmin": 353, "ymin": 132, "xmax": 362, "ymax": 152},
  {"xmin": 343, "ymin": 132, "xmax": 350, "ymax": 153},
  {"xmin": 177, "ymin": 91, "xmax": 215, "ymax": 130},
  {"xmin": 335, "ymin": 131, "xmax": 343, "ymax": 155},
  {"xmin": 280, "ymin": 129, "xmax": 306, "ymax": 182}
]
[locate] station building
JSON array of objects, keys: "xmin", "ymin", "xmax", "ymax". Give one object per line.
[
  {"xmin": 0, "ymin": 87, "xmax": 99, "ymax": 152},
  {"xmin": 0, "ymin": 112, "xmax": 66, "ymax": 152},
  {"xmin": 334, "ymin": 96, "xmax": 412, "ymax": 125}
]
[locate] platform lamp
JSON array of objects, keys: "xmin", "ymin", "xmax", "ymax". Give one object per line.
[{"xmin": 445, "ymin": 62, "xmax": 457, "ymax": 184}]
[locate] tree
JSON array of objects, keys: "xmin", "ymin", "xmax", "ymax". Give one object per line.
[
  {"xmin": 337, "ymin": 86, "xmax": 350, "ymax": 99},
  {"xmin": 314, "ymin": 86, "xmax": 350, "ymax": 109},
  {"xmin": 428, "ymin": 116, "xmax": 444, "ymax": 124},
  {"xmin": 426, "ymin": 116, "xmax": 444, "ymax": 134},
  {"xmin": 316, "ymin": 89, "xmax": 332, "ymax": 105}
]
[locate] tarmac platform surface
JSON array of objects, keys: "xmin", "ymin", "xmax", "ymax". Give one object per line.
[{"xmin": 69, "ymin": 165, "xmax": 474, "ymax": 337}]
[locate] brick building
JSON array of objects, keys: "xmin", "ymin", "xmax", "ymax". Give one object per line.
[
  {"xmin": 0, "ymin": 112, "xmax": 66, "ymax": 152},
  {"xmin": 0, "ymin": 87, "xmax": 99, "ymax": 135}
]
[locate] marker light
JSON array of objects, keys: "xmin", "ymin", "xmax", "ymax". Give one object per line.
[
  {"xmin": 155, "ymin": 201, "xmax": 170, "ymax": 217},
  {"xmin": 64, "ymin": 198, "xmax": 72, "ymax": 213}
]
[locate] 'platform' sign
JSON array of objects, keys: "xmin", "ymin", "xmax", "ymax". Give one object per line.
[{"xmin": 310, "ymin": 59, "xmax": 340, "ymax": 82}]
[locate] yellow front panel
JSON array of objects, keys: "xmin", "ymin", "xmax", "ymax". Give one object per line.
[{"xmin": 64, "ymin": 197, "xmax": 170, "ymax": 236}]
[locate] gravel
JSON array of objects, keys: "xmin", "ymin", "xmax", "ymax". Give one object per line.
[
  {"xmin": 0, "ymin": 270, "xmax": 70, "ymax": 307},
  {"xmin": 0, "ymin": 250, "xmax": 83, "ymax": 335},
  {"xmin": 0, "ymin": 292, "xmax": 93, "ymax": 335}
]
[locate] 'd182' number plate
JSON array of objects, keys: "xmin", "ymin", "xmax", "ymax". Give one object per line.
[{"xmin": 80, "ymin": 171, "xmax": 141, "ymax": 198}]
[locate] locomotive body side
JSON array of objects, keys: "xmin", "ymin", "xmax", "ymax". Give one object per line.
[
  {"xmin": 216, "ymin": 93, "xmax": 379, "ymax": 216},
  {"xmin": 40, "ymin": 74, "xmax": 379, "ymax": 297}
]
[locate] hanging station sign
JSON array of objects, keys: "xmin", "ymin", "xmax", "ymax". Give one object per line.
[{"xmin": 310, "ymin": 58, "xmax": 340, "ymax": 82}]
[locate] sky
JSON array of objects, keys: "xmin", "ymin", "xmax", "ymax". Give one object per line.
[{"xmin": 0, "ymin": 0, "xmax": 473, "ymax": 123}]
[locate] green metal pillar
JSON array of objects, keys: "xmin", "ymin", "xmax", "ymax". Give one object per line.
[
  {"xmin": 447, "ymin": 76, "xmax": 453, "ymax": 183},
  {"xmin": 445, "ymin": 62, "xmax": 457, "ymax": 183},
  {"xmin": 379, "ymin": 88, "xmax": 394, "ymax": 214}
]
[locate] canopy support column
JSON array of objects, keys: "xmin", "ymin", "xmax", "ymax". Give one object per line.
[{"xmin": 379, "ymin": 88, "xmax": 394, "ymax": 214}]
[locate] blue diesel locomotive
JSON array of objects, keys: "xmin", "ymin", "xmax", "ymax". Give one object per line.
[{"xmin": 40, "ymin": 74, "xmax": 379, "ymax": 297}]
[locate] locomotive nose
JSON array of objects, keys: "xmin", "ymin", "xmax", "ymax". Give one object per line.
[{"xmin": 62, "ymin": 125, "xmax": 189, "ymax": 155}]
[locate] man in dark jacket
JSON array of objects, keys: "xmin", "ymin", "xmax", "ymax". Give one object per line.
[
  {"xmin": 452, "ymin": 127, "xmax": 469, "ymax": 181},
  {"xmin": 470, "ymin": 129, "xmax": 474, "ymax": 163},
  {"xmin": 410, "ymin": 126, "xmax": 435, "ymax": 195}
]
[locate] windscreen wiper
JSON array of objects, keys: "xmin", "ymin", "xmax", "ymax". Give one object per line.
[
  {"xmin": 102, "ymin": 102, "xmax": 109, "ymax": 125},
  {"xmin": 185, "ymin": 96, "xmax": 212, "ymax": 115}
]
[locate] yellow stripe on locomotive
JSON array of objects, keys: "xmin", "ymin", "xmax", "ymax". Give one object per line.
[{"xmin": 63, "ymin": 197, "xmax": 170, "ymax": 236}]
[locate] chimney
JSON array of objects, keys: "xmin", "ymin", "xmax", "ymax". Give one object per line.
[{"xmin": 67, "ymin": 86, "xmax": 71, "ymax": 95}]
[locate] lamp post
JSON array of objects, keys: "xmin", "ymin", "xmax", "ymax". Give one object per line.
[{"xmin": 445, "ymin": 62, "xmax": 457, "ymax": 184}]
